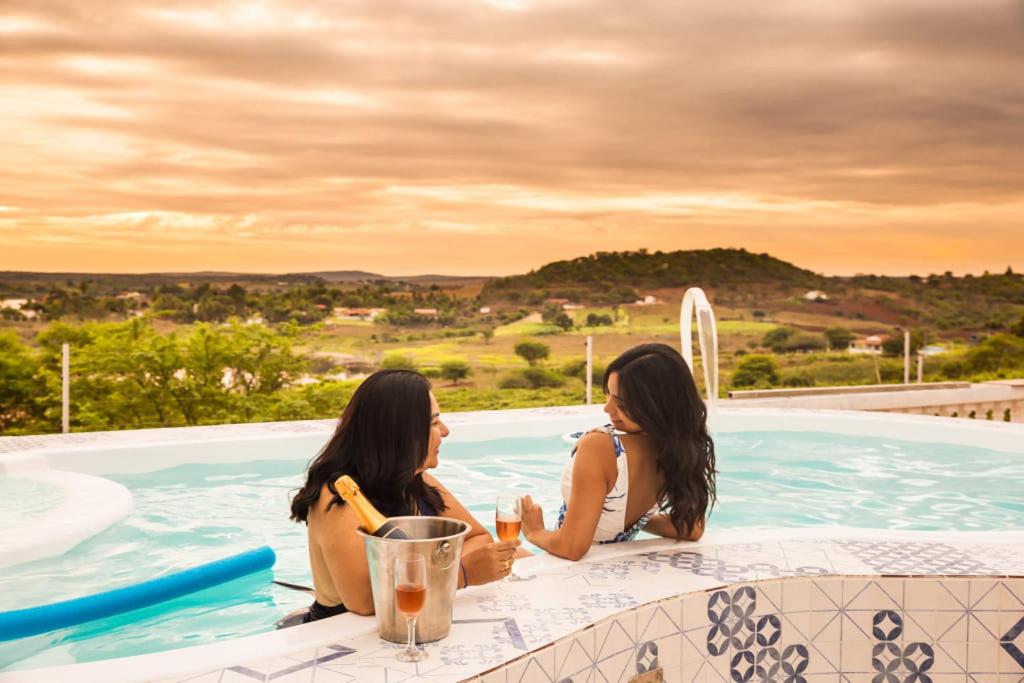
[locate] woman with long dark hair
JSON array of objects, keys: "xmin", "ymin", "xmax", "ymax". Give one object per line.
[
  {"xmin": 520, "ymin": 343, "xmax": 716, "ymax": 560},
  {"xmin": 290, "ymin": 370, "xmax": 519, "ymax": 619}
]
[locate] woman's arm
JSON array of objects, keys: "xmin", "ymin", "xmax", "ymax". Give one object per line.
[
  {"xmin": 423, "ymin": 473, "xmax": 519, "ymax": 586},
  {"xmin": 520, "ymin": 432, "xmax": 615, "ymax": 561},
  {"xmin": 423, "ymin": 473, "xmax": 492, "ymax": 552},
  {"xmin": 643, "ymin": 514, "xmax": 705, "ymax": 541},
  {"xmin": 314, "ymin": 502, "xmax": 376, "ymax": 615}
]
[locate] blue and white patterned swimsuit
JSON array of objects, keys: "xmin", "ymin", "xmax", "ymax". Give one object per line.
[{"xmin": 556, "ymin": 425, "xmax": 661, "ymax": 544}]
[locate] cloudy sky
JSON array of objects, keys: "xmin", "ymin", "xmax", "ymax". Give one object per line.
[{"xmin": 2, "ymin": 0, "xmax": 1022, "ymax": 276}]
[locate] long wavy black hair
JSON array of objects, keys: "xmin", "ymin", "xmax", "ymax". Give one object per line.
[
  {"xmin": 290, "ymin": 369, "xmax": 446, "ymax": 523},
  {"xmin": 603, "ymin": 343, "xmax": 716, "ymax": 536}
]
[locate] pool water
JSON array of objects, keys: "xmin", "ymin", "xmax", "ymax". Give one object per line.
[
  {"xmin": 1, "ymin": 430, "xmax": 1023, "ymax": 670},
  {"xmin": 0, "ymin": 477, "xmax": 63, "ymax": 527}
]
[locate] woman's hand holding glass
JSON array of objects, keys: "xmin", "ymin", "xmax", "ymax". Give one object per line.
[{"xmin": 460, "ymin": 539, "xmax": 518, "ymax": 585}]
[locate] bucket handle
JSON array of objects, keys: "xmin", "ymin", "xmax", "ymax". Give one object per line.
[{"xmin": 432, "ymin": 541, "xmax": 457, "ymax": 570}]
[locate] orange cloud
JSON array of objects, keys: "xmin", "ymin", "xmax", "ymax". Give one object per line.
[{"xmin": 1, "ymin": 0, "xmax": 1022, "ymax": 276}]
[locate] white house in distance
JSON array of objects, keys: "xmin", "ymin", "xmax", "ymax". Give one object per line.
[
  {"xmin": 413, "ymin": 307, "xmax": 438, "ymax": 318},
  {"xmin": 331, "ymin": 307, "xmax": 385, "ymax": 322},
  {"xmin": 1, "ymin": 298, "xmax": 28, "ymax": 310},
  {"xmin": 1, "ymin": 298, "xmax": 37, "ymax": 319},
  {"xmin": 804, "ymin": 290, "xmax": 829, "ymax": 302},
  {"xmin": 633, "ymin": 295, "xmax": 660, "ymax": 305},
  {"xmin": 849, "ymin": 334, "xmax": 888, "ymax": 355}
]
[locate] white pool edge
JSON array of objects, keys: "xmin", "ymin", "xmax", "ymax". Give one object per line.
[{"xmin": 2, "ymin": 526, "xmax": 1022, "ymax": 683}]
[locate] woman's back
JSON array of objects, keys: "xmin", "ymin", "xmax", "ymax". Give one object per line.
[
  {"xmin": 619, "ymin": 432, "xmax": 665, "ymax": 528},
  {"xmin": 306, "ymin": 483, "xmax": 356, "ymax": 609},
  {"xmin": 521, "ymin": 342, "xmax": 715, "ymax": 560},
  {"xmin": 558, "ymin": 428, "xmax": 665, "ymax": 543}
]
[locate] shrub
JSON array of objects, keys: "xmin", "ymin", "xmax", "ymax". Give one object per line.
[
  {"xmin": 782, "ymin": 371, "xmax": 816, "ymax": 388},
  {"xmin": 762, "ymin": 326, "xmax": 797, "ymax": 351},
  {"xmin": 731, "ymin": 355, "xmax": 779, "ymax": 387},
  {"xmin": 498, "ymin": 373, "xmax": 530, "ymax": 389},
  {"xmin": 940, "ymin": 359, "xmax": 967, "ymax": 379},
  {"xmin": 1012, "ymin": 314, "xmax": 1024, "ymax": 338},
  {"xmin": 560, "ymin": 358, "xmax": 606, "ymax": 384},
  {"xmin": 778, "ymin": 333, "xmax": 827, "ymax": 353},
  {"xmin": 381, "ymin": 353, "xmax": 418, "ymax": 371},
  {"xmin": 499, "ymin": 367, "xmax": 565, "ymax": 389},
  {"xmin": 965, "ymin": 334, "xmax": 1024, "ymax": 373}
]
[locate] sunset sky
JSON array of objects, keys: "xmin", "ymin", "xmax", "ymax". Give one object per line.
[{"xmin": 2, "ymin": 0, "xmax": 1022, "ymax": 276}]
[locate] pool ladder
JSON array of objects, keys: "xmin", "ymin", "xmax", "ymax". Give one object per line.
[{"xmin": 679, "ymin": 287, "xmax": 719, "ymax": 421}]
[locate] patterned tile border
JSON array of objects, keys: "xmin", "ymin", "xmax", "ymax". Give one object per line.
[{"xmin": 7, "ymin": 534, "xmax": 1013, "ymax": 683}]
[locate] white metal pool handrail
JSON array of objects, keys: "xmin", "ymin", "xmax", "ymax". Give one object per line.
[{"xmin": 679, "ymin": 287, "xmax": 719, "ymax": 417}]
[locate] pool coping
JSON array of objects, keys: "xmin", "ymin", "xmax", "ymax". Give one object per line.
[{"xmin": 2, "ymin": 526, "xmax": 1022, "ymax": 682}]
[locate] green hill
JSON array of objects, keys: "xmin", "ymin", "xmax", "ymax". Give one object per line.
[{"xmin": 482, "ymin": 248, "xmax": 823, "ymax": 301}]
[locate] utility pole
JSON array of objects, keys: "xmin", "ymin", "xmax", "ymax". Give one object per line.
[
  {"xmin": 62, "ymin": 343, "xmax": 70, "ymax": 433},
  {"xmin": 903, "ymin": 330, "xmax": 911, "ymax": 384},
  {"xmin": 585, "ymin": 335, "xmax": 593, "ymax": 405}
]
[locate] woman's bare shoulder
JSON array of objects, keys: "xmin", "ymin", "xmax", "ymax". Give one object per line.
[
  {"xmin": 574, "ymin": 430, "xmax": 618, "ymax": 476},
  {"xmin": 576, "ymin": 429, "xmax": 617, "ymax": 453}
]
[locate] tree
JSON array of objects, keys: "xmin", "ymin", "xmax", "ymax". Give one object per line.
[
  {"xmin": 586, "ymin": 313, "xmax": 613, "ymax": 326},
  {"xmin": 731, "ymin": 355, "xmax": 779, "ymax": 387},
  {"xmin": 381, "ymin": 353, "xmax": 418, "ymax": 371},
  {"xmin": 1011, "ymin": 314, "xmax": 1024, "ymax": 338},
  {"xmin": 824, "ymin": 327, "xmax": 856, "ymax": 351},
  {"xmin": 514, "ymin": 340, "xmax": 550, "ymax": 366},
  {"xmin": 964, "ymin": 334, "xmax": 1024, "ymax": 373},
  {"xmin": 440, "ymin": 359, "xmax": 472, "ymax": 385},
  {"xmin": 881, "ymin": 329, "xmax": 925, "ymax": 356},
  {"xmin": 0, "ymin": 333, "xmax": 45, "ymax": 433},
  {"xmin": 480, "ymin": 327, "xmax": 495, "ymax": 344},
  {"xmin": 761, "ymin": 326, "xmax": 796, "ymax": 351},
  {"xmin": 553, "ymin": 313, "xmax": 574, "ymax": 330}
]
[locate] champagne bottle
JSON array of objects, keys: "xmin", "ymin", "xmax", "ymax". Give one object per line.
[{"xmin": 334, "ymin": 475, "xmax": 409, "ymax": 539}]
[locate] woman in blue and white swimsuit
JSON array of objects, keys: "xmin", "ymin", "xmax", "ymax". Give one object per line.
[{"xmin": 521, "ymin": 343, "xmax": 717, "ymax": 560}]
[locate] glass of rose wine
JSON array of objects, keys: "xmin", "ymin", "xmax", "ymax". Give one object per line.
[
  {"xmin": 394, "ymin": 556, "xmax": 428, "ymax": 662},
  {"xmin": 495, "ymin": 493, "xmax": 522, "ymax": 581}
]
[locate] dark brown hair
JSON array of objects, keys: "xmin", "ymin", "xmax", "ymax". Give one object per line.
[
  {"xmin": 290, "ymin": 369, "xmax": 445, "ymax": 523},
  {"xmin": 604, "ymin": 343, "xmax": 717, "ymax": 536}
]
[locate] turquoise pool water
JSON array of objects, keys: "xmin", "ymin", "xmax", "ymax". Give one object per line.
[
  {"xmin": 0, "ymin": 477, "xmax": 63, "ymax": 526},
  {"xmin": 1, "ymin": 429, "xmax": 1023, "ymax": 670}
]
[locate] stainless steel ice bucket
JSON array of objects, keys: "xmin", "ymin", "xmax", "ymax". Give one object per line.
[{"xmin": 358, "ymin": 516, "xmax": 469, "ymax": 643}]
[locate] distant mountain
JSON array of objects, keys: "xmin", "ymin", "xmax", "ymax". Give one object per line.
[
  {"xmin": 0, "ymin": 271, "xmax": 325, "ymax": 286},
  {"xmin": 298, "ymin": 271, "xmax": 488, "ymax": 285},
  {"xmin": 0, "ymin": 270, "xmax": 484, "ymax": 286},
  {"xmin": 290, "ymin": 270, "xmax": 385, "ymax": 283}
]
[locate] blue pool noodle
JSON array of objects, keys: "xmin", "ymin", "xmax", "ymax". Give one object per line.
[{"xmin": 0, "ymin": 546, "xmax": 276, "ymax": 641}]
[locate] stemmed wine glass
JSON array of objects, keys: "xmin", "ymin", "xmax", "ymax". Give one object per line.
[
  {"xmin": 394, "ymin": 556, "xmax": 428, "ymax": 662},
  {"xmin": 495, "ymin": 493, "xmax": 522, "ymax": 581}
]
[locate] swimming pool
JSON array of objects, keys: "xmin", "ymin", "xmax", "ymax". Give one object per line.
[{"xmin": 1, "ymin": 407, "xmax": 1023, "ymax": 673}]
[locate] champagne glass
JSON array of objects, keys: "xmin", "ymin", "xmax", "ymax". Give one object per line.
[
  {"xmin": 495, "ymin": 493, "xmax": 522, "ymax": 581},
  {"xmin": 394, "ymin": 556, "xmax": 428, "ymax": 662}
]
